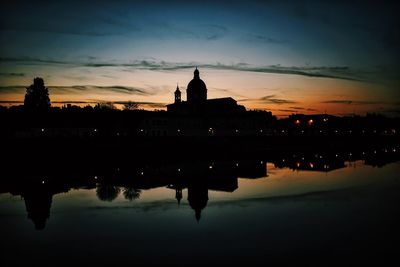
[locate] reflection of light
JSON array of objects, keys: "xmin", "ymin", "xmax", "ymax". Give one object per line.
[
  {"xmin": 374, "ymin": 151, "xmax": 377, "ymax": 154},
  {"xmin": 42, "ymin": 180, "xmax": 45, "ymax": 184},
  {"xmin": 235, "ymin": 129, "xmax": 239, "ymax": 133},
  {"xmin": 209, "ymin": 165, "xmax": 213, "ymax": 169},
  {"xmin": 141, "ymin": 171, "xmax": 144, "ymax": 175},
  {"xmin": 117, "ymin": 132, "xmax": 120, "ymax": 136},
  {"xmin": 282, "ymin": 159, "xmax": 285, "ymax": 162},
  {"xmin": 260, "ymin": 161, "xmax": 263, "ymax": 164},
  {"xmin": 178, "ymin": 168, "xmax": 181, "ymax": 172},
  {"xmin": 323, "ymin": 118, "xmax": 328, "ymax": 122},
  {"xmin": 94, "ymin": 176, "xmax": 97, "ymax": 180},
  {"xmin": 177, "ymin": 129, "xmax": 181, "ymax": 132},
  {"xmin": 393, "ymin": 148, "xmax": 397, "ymax": 152},
  {"xmin": 335, "ymin": 154, "xmax": 338, "ymax": 157},
  {"xmin": 260, "ymin": 129, "xmax": 263, "ymax": 133},
  {"xmin": 140, "ymin": 129, "xmax": 144, "ymax": 132},
  {"xmin": 308, "ymin": 119, "xmax": 313, "ymax": 125},
  {"xmin": 295, "ymin": 119, "xmax": 300, "ymax": 125},
  {"xmin": 309, "ymin": 163, "xmax": 314, "ymax": 168},
  {"xmin": 94, "ymin": 129, "xmax": 97, "ymax": 132},
  {"xmin": 41, "ymin": 128, "xmax": 45, "ymax": 132},
  {"xmin": 349, "ymin": 153, "xmax": 352, "ymax": 156},
  {"xmin": 296, "ymin": 162, "xmax": 300, "ymax": 167},
  {"xmin": 236, "ymin": 163, "xmax": 239, "ymax": 167}
]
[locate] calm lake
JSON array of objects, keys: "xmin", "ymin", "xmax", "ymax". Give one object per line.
[{"xmin": 1, "ymin": 149, "xmax": 399, "ymax": 265}]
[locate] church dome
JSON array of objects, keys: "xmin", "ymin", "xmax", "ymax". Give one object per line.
[{"xmin": 187, "ymin": 67, "xmax": 207, "ymax": 103}]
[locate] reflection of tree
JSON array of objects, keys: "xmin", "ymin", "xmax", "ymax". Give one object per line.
[
  {"xmin": 96, "ymin": 184, "xmax": 121, "ymax": 202},
  {"xmin": 123, "ymin": 187, "xmax": 141, "ymax": 201}
]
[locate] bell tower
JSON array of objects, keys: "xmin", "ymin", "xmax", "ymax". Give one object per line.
[{"xmin": 174, "ymin": 84, "xmax": 181, "ymax": 104}]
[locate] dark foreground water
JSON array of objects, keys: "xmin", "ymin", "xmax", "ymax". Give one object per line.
[{"xmin": 1, "ymin": 151, "xmax": 400, "ymax": 265}]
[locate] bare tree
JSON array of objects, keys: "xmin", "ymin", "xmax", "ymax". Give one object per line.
[{"xmin": 123, "ymin": 101, "xmax": 139, "ymax": 110}]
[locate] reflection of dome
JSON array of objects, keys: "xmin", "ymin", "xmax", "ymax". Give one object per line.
[
  {"xmin": 187, "ymin": 68, "xmax": 207, "ymax": 103},
  {"xmin": 187, "ymin": 185, "xmax": 209, "ymax": 222}
]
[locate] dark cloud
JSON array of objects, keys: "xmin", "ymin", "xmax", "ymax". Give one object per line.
[
  {"xmin": 0, "ymin": 85, "xmax": 26, "ymax": 93},
  {"xmin": 0, "ymin": 57, "xmax": 384, "ymax": 82},
  {"xmin": 260, "ymin": 95, "xmax": 297, "ymax": 104},
  {"xmin": 277, "ymin": 109, "xmax": 299, "ymax": 113},
  {"xmin": 322, "ymin": 100, "xmax": 384, "ymax": 105},
  {"xmin": 199, "ymin": 24, "xmax": 228, "ymax": 41},
  {"xmin": 246, "ymin": 34, "xmax": 288, "ymax": 44},
  {"xmin": 0, "ymin": 57, "xmax": 72, "ymax": 65},
  {"xmin": 61, "ymin": 85, "xmax": 152, "ymax": 95},
  {"xmin": 238, "ymin": 95, "xmax": 297, "ymax": 105},
  {"xmin": 0, "ymin": 85, "xmax": 153, "ymax": 96},
  {"xmin": 0, "ymin": 72, "xmax": 25, "ymax": 77}
]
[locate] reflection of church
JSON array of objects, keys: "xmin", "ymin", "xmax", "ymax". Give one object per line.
[{"xmin": 167, "ymin": 68, "xmax": 245, "ymax": 114}]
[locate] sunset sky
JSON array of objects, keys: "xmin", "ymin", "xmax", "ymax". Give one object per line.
[{"xmin": 1, "ymin": 0, "xmax": 399, "ymax": 117}]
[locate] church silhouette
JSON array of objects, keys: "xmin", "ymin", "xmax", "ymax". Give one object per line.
[{"xmin": 167, "ymin": 68, "xmax": 245, "ymax": 114}]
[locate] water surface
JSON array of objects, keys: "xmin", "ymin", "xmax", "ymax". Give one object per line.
[{"xmin": 1, "ymin": 153, "xmax": 399, "ymax": 265}]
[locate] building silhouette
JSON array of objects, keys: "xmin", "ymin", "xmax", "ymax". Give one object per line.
[{"xmin": 167, "ymin": 68, "xmax": 245, "ymax": 114}]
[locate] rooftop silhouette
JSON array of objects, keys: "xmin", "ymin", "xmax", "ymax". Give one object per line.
[{"xmin": 167, "ymin": 68, "xmax": 246, "ymax": 114}]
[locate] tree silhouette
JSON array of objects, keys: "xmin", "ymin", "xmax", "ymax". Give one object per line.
[
  {"xmin": 123, "ymin": 187, "xmax": 141, "ymax": 201},
  {"xmin": 24, "ymin": 77, "xmax": 51, "ymax": 110},
  {"xmin": 123, "ymin": 101, "xmax": 139, "ymax": 110},
  {"xmin": 94, "ymin": 102, "xmax": 116, "ymax": 110}
]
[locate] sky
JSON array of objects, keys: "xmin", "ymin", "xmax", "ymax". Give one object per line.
[{"xmin": 0, "ymin": 0, "xmax": 399, "ymax": 117}]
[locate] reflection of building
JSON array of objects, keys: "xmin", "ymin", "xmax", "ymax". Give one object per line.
[
  {"xmin": 188, "ymin": 183, "xmax": 209, "ymax": 222},
  {"xmin": 167, "ymin": 68, "xmax": 245, "ymax": 114}
]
